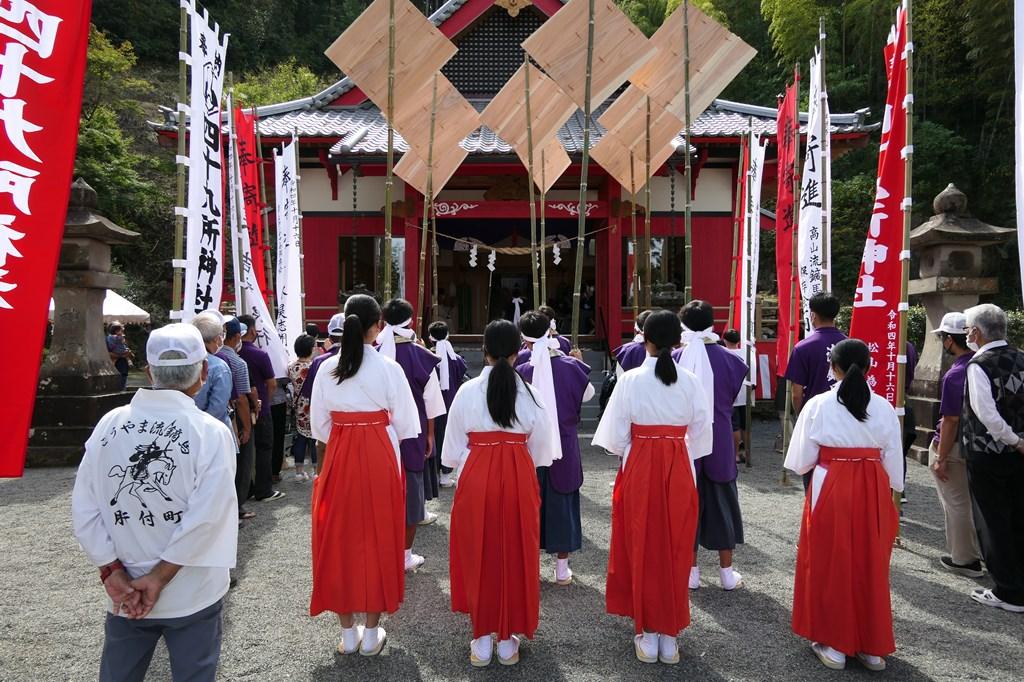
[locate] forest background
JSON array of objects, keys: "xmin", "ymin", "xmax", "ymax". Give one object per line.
[{"xmin": 81, "ymin": 0, "xmax": 1019, "ymax": 336}]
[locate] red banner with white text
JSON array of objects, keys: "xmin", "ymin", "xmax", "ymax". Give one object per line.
[
  {"xmin": 1, "ymin": 1, "xmax": 93, "ymax": 477},
  {"xmin": 849, "ymin": 6, "xmax": 908, "ymax": 407},
  {"xmin": 234, "ymin": 108, "xmax": 268, "ymax": 301},
  {"xmin": 729, "ymin": 136, "xmax": 749, "ymax": 330},
  {"xmin": 775, "ymin": 75, "xmax": 800, "ymax": 376}
]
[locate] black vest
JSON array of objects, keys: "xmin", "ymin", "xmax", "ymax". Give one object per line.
[{"xmin": 961, "ymin": 344, "xmax": 1024, "ymax": 458}]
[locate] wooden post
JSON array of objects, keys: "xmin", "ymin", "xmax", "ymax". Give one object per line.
[
  {"xmin": 540, "ymin": 149, "xmax": 548, "ymax": 306},
  {"xmin": 570, "ymin": 0, "xmax": 596, "ymax": 349},
  {"xmin": 782, "ymin": 63, "xmax": 801, "ymax": 485},
  {"xmin": 382, "ymin": 0, "xmax": 396, "ymax": 299},
  {"xmin": 525, "ymin": 55, "xmax": 540, "ymax": 309},
  {"xmin": 431, "ymin": 202, "xmax": 439, "ymax": 322},
  {"xmin": 643, "ymin": 95, "xmax": 652, "ymax": 308},
  {"xmin": 630, "ymin": 152, "xmax": 639, "ymax": 320},
  {"xmin": 682, "ymin": 0, "xmax": 694, "ymax": 301},
  {"xmin": 727, "ymin": 134, "xmax": 745, "ymax": 326},
  {"xmin": 254, "ymin": 106, "xmax": 275, "ymax": 313},
  {"xmin": 173, "ymin": 4, "xmax": 188, "ymax": 316},
  {"xmin": 416, "ymin": 74, "xmax": 438, "ymax": 332}
]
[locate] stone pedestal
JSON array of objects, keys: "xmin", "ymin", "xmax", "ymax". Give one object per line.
[
  {"xmin": 28, "ymin": 179, "xmax": 140, "ymax": 466},
  {"xmin": 906, "ymin": 184, "xmax": 1014, "ymax": 462}
]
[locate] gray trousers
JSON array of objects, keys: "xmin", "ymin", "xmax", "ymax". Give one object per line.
[
  {"xmin": 99, "ymin": 599, "xmax": 223, "ymax": 682},
  {"xmin": 235, "ymin": 414, "xmax": 255, "ymax": 512},
  {"xmin": 928, "ymin": 441, "xmax": 982, "ymax": 565}
]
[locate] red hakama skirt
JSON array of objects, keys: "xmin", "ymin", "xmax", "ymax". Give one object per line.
[
  {"xmin": 449, "ymin": 432, "xmax": 541, "ymax": 640},
  {"xmin": 792, "ymin": 446, "xmax": 898, "ymax": 656},
  {"xmin": 606, "ymin": 424, "xmax": 697, "ymax": 636},
  {"xmin": 310, "ymin": 410, "xmax": 405, "ymax": 617}
]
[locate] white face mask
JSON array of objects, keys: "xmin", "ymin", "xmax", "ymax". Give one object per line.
[{"xmin": 967, "ymin": 340, "xmax": 980, "ymax": 352}]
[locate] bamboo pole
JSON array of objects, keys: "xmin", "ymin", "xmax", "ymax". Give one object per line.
[
  {"xmin": 226, "ymin": 88, "xmax": 242, "ymax": 315},
  {"xmin": 643, "ymin": 96, "xmax": 652, "ymax": 308},
  {"xmin": 663, "ymin": 163, "xmax": 674, "ymax": 284},
  {"xmin": 630, "ymin": 152, "xmax": 639, "ymax": 320},
  {"xmin": 540, "ymin": 149, "xmax": 548, "ymax": 306},
  {"xmin": 293, "ymin": 130, "xmax": 305, "ymax": 328},
  {"xmin": 894, "ymin": 0, "xmax": 914, "ymax": 536},
  {"xmin": 727, "ymin": 135, "xmax": 745, "ymax": 325},
  {"xmin": 431, "ymin": 200, "xmax": 439, "ymax": 322},
  {"xmin": 382, "ymin": 0, "xmax": 396, "ymax": 299},
  {"xmin": 819, "ymin": 16, "xmax": 831, "ymax": 293},
  {"xmin": 781, "ymin": 64, "xmax": 801, "ymax": 484},
  {"xmin": 173, "ymin": 3, "xmax": 188, "ymax": 316},
  {"xmin": 570, "ymin": 0, "xmax": 596, "ymax": 349},
  {"xmin": 743, "ymin": 125, "xmax": 755, "ymax": 467},
  {"xmin": 682, "ymin": 0, "xmax": 694, "ymax": 301},
  {"xmin": 416, "ymin": 74, "xmax": 438, "ymax": 333},
  {"xmin": 254, "ymin": 106, "xmax": 275, "ymax": 313},
  {"xmin": 525, "ymin": 55, "xmax": 540, "ymax": 308}
]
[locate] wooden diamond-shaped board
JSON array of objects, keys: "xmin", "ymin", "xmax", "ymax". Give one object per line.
[
  {"xmin": 522, "ymin": 0, "xmax": 654, "ymax": 110},
  {"xmin": 394, "ymin": 144, "xmax": 469, "ymax": 197},
  {"xmin": 325, "ymin": 0, "xmax": 456, "ymax": 112},
  {"xmin": 512, "ymin": 136, "xmax": 572, "ymax": 194},
  {"xmin": 391, "ymin": 73, "xmax": 480, "ymax": 163}
]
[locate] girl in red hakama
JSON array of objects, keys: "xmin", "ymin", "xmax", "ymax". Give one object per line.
[
  {"xmin": 441, "ymin": 319, "xmax": 558, "ymax": 667},
  {"xmin": 784, "ymin": 338, "xmax": 904, "ymax": 671},
  {"xmin": 308, "ymin": 295, "xmax": 421, "ymax": 657},
  {"xmin": 592, "ymin": 310, "xmax": 714, "ymax": 665}
]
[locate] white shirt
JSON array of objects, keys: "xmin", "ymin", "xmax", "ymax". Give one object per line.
[
  {"xmin": 592, "ymin": 356, "xmax": 713, "ymax": 472},
  {"xmin": 309, "ymin": 345, "xmax": 421, "ymax": 469},
  {"xmin": 441, "ymin": 365, "xmax": 559, "ymax": 472},
  {"xmin": 966, "ymin": 340, "xmax": 1021, "ymax": 448},
  {"xmin": 423, "ymin": 370, "xmax": 447, "ymax": 420},
  {"xmin": 784, "ymin": 387, "xmax": 904, "ymax": 510},
  {"xmin": 72, "ymin": 389, "xmax": 238, "ymax": 619}
]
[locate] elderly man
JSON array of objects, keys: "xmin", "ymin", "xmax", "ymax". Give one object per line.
[
  {"xmin": 72, "ymin": 323, "xmax": 238, "ymax": 681},
  {"xmin": 928, "ymin": 312, "xmax": 982, "ymax": 578},
  {"xmin": 961, "ymin": 304, "xmax": 1024, "ymax": 613},
  {"xmin": 192, "ymin": 313, "xmax": 233, "ymax": 434},
  {"xmin": 218, "ymin": 317, "xmax": 256, "ymax": 521}
]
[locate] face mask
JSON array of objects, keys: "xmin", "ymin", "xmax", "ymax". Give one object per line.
[{"xmin": 967, "ymin": 340, "xmax": 980, "ymax": 352}]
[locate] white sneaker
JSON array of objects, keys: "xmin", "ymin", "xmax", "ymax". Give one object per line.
[
  {"xmin": 720, "ymin": 566, "xmax": 744, "ymax": 591},
  {"xmin": 293, "ymin": 471, "xmax": 308, "ymax": 482},
  {"xmin": 971, "ymin": 588, "xmax": 1024, "ymax": 613},
  {"xmin": 404, "ymin": 552, "xmax": 425, "ymax": 572},
  {"xmin": 811, "ymin": 643, "xmax": 846, "ymax": 670},
  {"xmin": 688, "ymin": 566, "xmax": 700, "ymax": 590},
  {"xmin": 337, "ymin": 625, "xmax": 364, "ymax": 655},
  {"xmin": 418, "ymin": 511, "xmax": 438, "ymax": 526},
  {"xmin": 439, "ymin": 473, "xmax": 455, "ymax": 488},
  {"xmin": 658, "ymin": 634, "xmax": 679, "ymax": 664}
]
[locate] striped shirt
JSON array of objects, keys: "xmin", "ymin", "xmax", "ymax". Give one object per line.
[{"xmin": 216, "ymin": 346, "xmax": 251, "ymax": 400}]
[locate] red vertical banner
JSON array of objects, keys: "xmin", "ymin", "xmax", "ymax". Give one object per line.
[
  {"xmin": 729, "ymin": 137, "xmax": 749, "ymax": 330},
  {"xmin": 0, "ymin": 2, "xmax": 93, "ymax": 477},
  {"xmin": 849, "ymin": 6, "xmax": 908, "ymax": 406},
  {"xmin": 775, "ymin": 74, "xmax": 800, "ymax": 375},
  {"xmin": 234, "ymin": 108, "xmax": 267, "ymax": 300}
]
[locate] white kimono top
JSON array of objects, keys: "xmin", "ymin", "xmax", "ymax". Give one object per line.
[
  {"xmin": 441, "ymin": 365, "xmax": 559, "ymax": 473},
  {"xmin": 310, "ymin": 345, "xmax": 421, "ymax": 469},
  {"xmin": 72, "ymin": 389, "xmax": 238, "ymax": 619},
  {"xmin": 592, "ymin": 356, "xmax": 714, "ymax": 472},
  {"xmin": 784, "ymin": 387, "xmax": 904, "ymax": 510}
]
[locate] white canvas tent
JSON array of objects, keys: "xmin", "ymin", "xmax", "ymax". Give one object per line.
[{"xmin": 49, "ymin": 290, "xmax": 151, "ymax": 325}]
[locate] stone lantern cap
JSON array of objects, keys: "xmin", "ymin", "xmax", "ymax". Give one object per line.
[
  {"xmin": 909, "ymin": 183, "xmax": 1014, "ymax": 249},
  {"xmin": 63, "ymin": 178, "xmax": 139, "ymax": 244}
]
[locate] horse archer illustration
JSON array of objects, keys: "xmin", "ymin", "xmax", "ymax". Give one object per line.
[{"xmin": 108, "ymin": 439, "xmax": 177, "ymax": 508}]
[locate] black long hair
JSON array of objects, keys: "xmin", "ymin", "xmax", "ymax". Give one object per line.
[
  {"xmin": 483, "ymin": 319, "xmax": 527, "ymax": 427},
  {"xmin": 644, "ymin": 309, "xmax": 681, "ymax": 386},
  {"xmin": 832, "ymin": 338, "xmax": 872, "ymax": 422},
  {"xmin": 332, "ymin": 294, "xmax": 380, "ymax": 383}
]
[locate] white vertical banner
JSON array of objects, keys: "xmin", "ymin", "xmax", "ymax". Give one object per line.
[
  {"xmin": 274, "ymin": 137, "xmax": 303, "ymax": 362},
  {"xmin": 1016, "ymin": 0, "xmax": 1024, "ymax": 301},
  {"xmin": 229, "ymin": 113, "xmax": 289, "ymax": 377},
  {"xmin": 797, "ymin": 48, "xmax": 832, "ymax": 330},
  {"xmin": 741, "ymin": 132, "xmax": 768, "ymax": 386},
  {"xmin": 182, "ymin": 1, "xmax": 228, "ymax": 321}
]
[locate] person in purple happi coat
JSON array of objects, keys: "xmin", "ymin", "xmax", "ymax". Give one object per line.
[
  {"xmin": 613, "ymin": 310, "xmax": 654, "ymax": 375},
  {"xmin": 427, "ymin": 321, "xmax": 468, "ymax": 489}
]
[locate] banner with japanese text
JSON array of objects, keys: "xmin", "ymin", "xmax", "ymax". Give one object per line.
[
  {"xmin": 274, "ymin": 137, "xmax": 303, "ymax": 363},
  {"xmin": 728, "ymin": 137, "xmax": 749, "ymax": 331},
  {"xmin": 797, "ymin": 48, "xmax": 831, "ymax": 331},
  {"xmin": 1, "ymin": 1, "xmax": 92, "ymax": 477},
  {"xmin": 740, "ymin": 133, "xmax": 767, "ymax": 386},
  {"xmin": 849, "ymin": 6, "xmax": 908, "ymax": 407},
  {"xmin": 234, "ymin": 107, "xmax": 267, "ymax": 300},
  {"xmin": 775, "ymin": 76, "xmax": 800, "ymax": 376},
  {"xmin": 182, "ymin": 1, "xmax": 228, "ymax": 321}
]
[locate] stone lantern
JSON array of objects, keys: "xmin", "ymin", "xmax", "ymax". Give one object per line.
[
  {"xmin": 28, "ymin": 179, "xmax": 139, "ymax": 466},
  {"xmin": 906, "ymin": 184, "xmax": 1014, "ymax": 461}
]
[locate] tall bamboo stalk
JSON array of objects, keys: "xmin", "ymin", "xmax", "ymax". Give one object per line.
[
  {"xmin": 293, "ymin": 130, "xmax": 305, "ymax": 328},
  {"xmin": 173, "ymin": 3, "xmax": 188, "ymax": 315},
  {"xmin": 894, "ymin": 0, "xmax": 914, "ymax": 530},
  {"xmin": 630, "ymin": 152, "xmax": 639, "ymax": 320},
  {"xmin": 570, "ymin": 0, "xmax": 596, "ymax": 349},
  {"xmin": 524, "ymin": 55, "xmax": 540, "ymax": 308},
  {"xmin": 819, "ymin": 16, "xmax": 831, "ymax": 292},
  {"xmin": 254, "ymin": 106, "xmax": 274, "ymax": 312},
  {"xmin": 782, "ymin": 64, "xmax": 801, "ymax": 483},
  {"xmin": 382, "ymin": 0, "xmax": 396, "ymax": 299},
  {"xmin": 727, "ymin": 135, "xmax": 745, "ymax": 326},
  {"xmin": 540, "ymin": 148, "xmax": 548, "ymax": 305},
  {"xmin": 416, "ymin": 74, "xmax": 438, "ymax": 332},
  {"xmin": 643, "ymin": 96, "xmax": 652, "ymax": 308},
  {"xmin": 431, "ymin": 201, "xmax": 439, "ymax": 321},
  {"xmin": 682, "ymin": 0, "xmax": 694, "ymax": 301}
]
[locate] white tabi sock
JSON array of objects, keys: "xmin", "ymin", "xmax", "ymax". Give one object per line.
[
  {"xmin": 556, "ymin": 558, "xmax": 571, "ymax": 581},
  {"xmin": 720, "ymin": 566, "xmax": 742, "ymax": 590},
  {"xmin": 340, "ymin": 625, "xmax": 363, "ymax": 653},
  {"xmin": 497, "ymin": 637, "xmax": 519, "ymax": 660},
  {"xmin": 658, "ymin": 634, "xmax": 678, "ymax": 659},
  {"xmin": 637, "ymin": 632, "xmax": 659, "ymax": 659},
  {"xmin": 471, "ymin": 635, "xmax": 493, "ymax": 660},
  {"xmin": 689, "ymin": 566, "xmax": 700, "ymax": 590},
  {"xmin": 362, "ymin": 626, "xmax": 380, "ymax": 650},
  {"xmin": 405, "ymin": 549, "xmax": 412, "ymax": 563}
]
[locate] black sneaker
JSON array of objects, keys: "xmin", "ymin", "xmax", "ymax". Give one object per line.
[{"xmin": 939, "ymin": 555, "xmax": 985, "ymax": 578}]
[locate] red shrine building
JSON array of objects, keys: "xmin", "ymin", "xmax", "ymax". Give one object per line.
[{"xmin": 161, "ymin": 0, "xmax": 875, "ymax": 347}]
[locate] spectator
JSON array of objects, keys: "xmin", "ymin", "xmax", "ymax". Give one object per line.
[
  {"xmin": 71, "ymin": 323, "xmax": 237, "ymax": 681},
  {"xmin": 305, "ymin": 322, "xmax": 324, "ymax": 357},
  {"xmin": 288, "ymin": 334, "xmax": 317, "ymax": 481},
  {"xmin": 928, "ymin": 313, "xmax": 982, "ymax": 578},
  {"xmin": 218, "ymin": 318, "xmax": 255, "ymax": 521},
  {"xmin": 300, "ymin": 314, "xmax": 344, "ymax": 404},
  {"xmin": 191, "ymin": 313, "xmax": 233, "ymax": 434},
  {"xmin": 106, "ymin": 322, "xmax": 134, "ymax": 390},
  {"xmin": 722, "ymin": 329, "xmax": 747, "ymax": 463},
  {"xmin": 236, "ymin": 315, "xmax": 284, "ymax": 502},
  {"xmin": 961, "ymin": 304, "xmax": 1024, "ymax": 613},
  {"xmin": 270, "ymin": 378, "xmax": 289, "ymax": 483}
]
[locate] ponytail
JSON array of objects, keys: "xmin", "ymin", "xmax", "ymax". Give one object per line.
[
  {"xmin": 486, "ymin": 356, "xmax": 519, "ymax": 427},
  {"xmin": 331, "ymin": 294, "xmax": 381, "ymax": 383},
  {"xmin": 654, "ymin": 346, "xmax": 678, "ymax": 386},
  {"xmin": 831, "ymin": 338, "xmax": 872, "ymax": 422},
  {"xmin": 643, "ymin": 309, "xmax": 682, "ymax": 386}
]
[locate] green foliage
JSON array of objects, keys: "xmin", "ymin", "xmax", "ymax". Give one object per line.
[
  {"xmin": 828, "ymin": 173, "xmax": 875, "ymax": 301},
  {"xmin": 81, "ymin": 25, "xmax": 153, "ymax": 120},
  {"xmin": 840, "ymin": 305, "xmax": 1024, "ymax": 349},
  {"xmin": 234, "ymin": 58, "xmax": 331, "ymax": 106}
]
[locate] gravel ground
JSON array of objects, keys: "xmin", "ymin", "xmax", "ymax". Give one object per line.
[{"xmin": 2, "ymin": 418, "xmax": 1022, "ymax": 681}]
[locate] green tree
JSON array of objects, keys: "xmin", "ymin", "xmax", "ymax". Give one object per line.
[{"xmin": 234, "ymin": 58, "xmax": 331, "ymax": 106}]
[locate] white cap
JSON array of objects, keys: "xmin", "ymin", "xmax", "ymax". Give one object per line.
[
  {"xmin": 932, "ymin": 312, "xmax": 967, "ymax": 335},
  {"xmin": 147, "ymin": 323, "xmax": 208, "ymax": 367},
  {"xmin": 194, "ymin": 309, "xmax": 225, "ymax": 325},
  {"xmin": 328, "ymin": 313, "xmax": 346, "ymax": 335}
]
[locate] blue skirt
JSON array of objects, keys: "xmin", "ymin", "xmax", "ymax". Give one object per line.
[{"xmin": 538, "ymin": 466, "xmax": 582, "ymax": 554}]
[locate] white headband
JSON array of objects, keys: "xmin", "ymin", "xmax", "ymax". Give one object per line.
[{"xmin": 375, "ymin": 317, "xmax": 414, "ymax": 360}]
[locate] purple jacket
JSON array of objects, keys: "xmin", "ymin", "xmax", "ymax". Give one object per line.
[
  {"xmin": 387, "ymin": 341, "xmax": 441, "ymax": 472},
  {"xmin": 438, "ymin": 352, "xmax": 467, "ymax": 410},
  {"xmin": 517, "ymin": 354, "xmax": 591, "ymax": 493},
  {"xmin": 784, "ymin": 326, "xmax": 848, "ymax": 401},
  {"xmin": 614, "ymin": 340, "xmax": 648, "ymax": 373}
]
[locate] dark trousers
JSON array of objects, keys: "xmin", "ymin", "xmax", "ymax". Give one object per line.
[
  {"xmin": 967, "ymin": 453, "xmax": 1024, "ymax": 606},
  {"xmin": 234, "ymin": 415, "xmax": 255, "ymax": 512},
  {"xmin": 252, "ymin": 415, "xmax": 274, "ymax": 499},
  {"xmin": 99, "ymin": 599, "xmax": 223, "ymax": 682},
  {"xmin": 435, "ymin": 413, "xmax": 453, "ymax": 475},
  {"xmin": 271, "ymin": 402, "xmax": 287, "ymax": 476}
]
